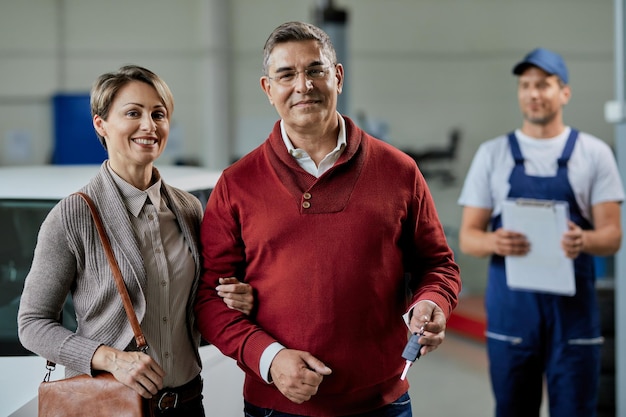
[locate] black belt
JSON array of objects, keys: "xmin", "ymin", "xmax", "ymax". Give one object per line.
[{"xmin": 147, "ymin": 375, "xmax": 203, "ymax": 412}]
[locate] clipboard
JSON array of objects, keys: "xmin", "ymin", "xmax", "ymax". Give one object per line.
[{"xmin": 501, "ymin": 198, "xmax": 575, "ymax": 296}]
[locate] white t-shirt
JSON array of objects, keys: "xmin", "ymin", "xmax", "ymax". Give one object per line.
[{"xmin": 457, "ymin": 127, "xmax": 625, "ymax": 224}]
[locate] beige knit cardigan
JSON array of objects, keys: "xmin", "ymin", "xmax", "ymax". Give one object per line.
[{"xmin": 17, "ymin": 162, "xmax": 203, "ymax": 377}]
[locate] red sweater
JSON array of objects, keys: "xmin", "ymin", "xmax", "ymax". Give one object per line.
[{"xmin": 195, "ymin": 117, "xmax": 460, "ymax": 416}]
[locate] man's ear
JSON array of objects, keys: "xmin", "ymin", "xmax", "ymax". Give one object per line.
[
  {"xmin": 260, "ymin": 76, "xmax": 274, "ymax": 106},
  {"xmin": 335, "ymin": 63, "xmax": 345, "ymax": 95},
  {"xmin": 561, "ymin": 84, "xmax": 572, "ymax": 106}
]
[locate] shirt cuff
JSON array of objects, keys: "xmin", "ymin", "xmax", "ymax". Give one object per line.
[
  {"xmin": 403, "ymin": 300, "xmax": 438, "ymax": 328},
  {"xmin": 259, "ymin": 342, "xmax": 285, "ymax": 383}
]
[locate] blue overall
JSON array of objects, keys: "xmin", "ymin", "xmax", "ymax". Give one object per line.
[{"xmin": 486, "ymin": 130, "xmax": 601, "ymax": 417}]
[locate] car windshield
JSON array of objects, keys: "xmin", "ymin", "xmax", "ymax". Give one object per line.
[{"xmin": 0, "ymin": 199, "xmax": 76, "ymax": 355}]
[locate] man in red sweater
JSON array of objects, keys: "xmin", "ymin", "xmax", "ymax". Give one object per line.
[{"xmin": 195, "ymin": 21, "xmax": 461, "ymax": 416}]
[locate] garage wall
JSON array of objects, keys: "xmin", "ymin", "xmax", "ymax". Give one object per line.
[{"xmin": 0, "ymin": 0, "xmax": 616, "ymax": 294}]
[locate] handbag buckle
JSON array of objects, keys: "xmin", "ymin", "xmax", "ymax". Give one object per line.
[
  {"xmin": 157, "ymin": 391, "xmax": 179, "ymax": 410},
  {"xmin": 43, "ymin": 362, "xmax": 56, "ymax": 382}
]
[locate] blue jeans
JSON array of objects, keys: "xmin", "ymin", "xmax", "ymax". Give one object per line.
[{"xmin": 243, "ymin": 392, "xmax": 411, "ymax": 417}]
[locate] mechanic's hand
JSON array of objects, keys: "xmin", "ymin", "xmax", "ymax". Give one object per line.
[
  {"xmin": 492, "ymin": 227, "xmax": 530, "ymax": 256},
  {"xmin": 562, "ymin": 221, "xmax": 584, "ymax": 259}
]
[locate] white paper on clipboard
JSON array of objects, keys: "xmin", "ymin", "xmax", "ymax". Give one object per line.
[{"xmin": 501, "ymin": 198, "xmax": 575, "ymax": 296}]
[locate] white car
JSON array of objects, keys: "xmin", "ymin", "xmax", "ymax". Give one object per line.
[{"xmin": 0, "ymin": 164, "xmax": 244, "ymax": 416}]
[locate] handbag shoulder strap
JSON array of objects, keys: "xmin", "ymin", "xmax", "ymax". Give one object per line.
[
  {"xmin": 72, "ymin": 192, "xmax": 147, "ymax": 350},
  {"xmin": 45, "ymin": 192, "xmax": 149, "ymax": 376}
]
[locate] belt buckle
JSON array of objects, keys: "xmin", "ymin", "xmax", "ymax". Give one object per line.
[{"xmin": 157, "ymin": 391, "xmax": 179, "ymax": 411}]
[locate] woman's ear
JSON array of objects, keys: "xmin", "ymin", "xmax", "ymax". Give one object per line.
[{"xmin": 93, "ymin": 115, "xmax": 106, "ymax": 137}]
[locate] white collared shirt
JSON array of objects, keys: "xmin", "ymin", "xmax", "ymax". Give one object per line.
[{"xmin": 280, "ymin": 113, "xmax": 347, "ymax": 177}]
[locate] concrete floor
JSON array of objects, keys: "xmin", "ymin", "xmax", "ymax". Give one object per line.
[
  {"xmin": 409, "ymin": 330, "xmax": 554, "ymax": 417},
  {"xmin": 407, "ymin": 333, "xmax": 496, "ymax": 416}
]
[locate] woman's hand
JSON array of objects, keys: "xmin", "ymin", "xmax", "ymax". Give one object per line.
[
  {"xmin": 91, "ymin": 345, "xmax": 165, "ymax": 398},
  {"xmin": 217, "ymin": 277, "xmax": 254, "ymax": 315}
]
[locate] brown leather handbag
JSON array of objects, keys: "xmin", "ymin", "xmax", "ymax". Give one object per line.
[{"xmin": 38, "ymin": 192, "xmax": 147, "ymax": 417}]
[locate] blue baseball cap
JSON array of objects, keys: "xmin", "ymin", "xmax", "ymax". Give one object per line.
[{"xmin": 512, "ymin": 47, "xmax": 569, "ymax": 84}]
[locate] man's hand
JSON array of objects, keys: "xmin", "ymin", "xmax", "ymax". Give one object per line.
[
  {"xmin": 561, "ymin": 220, "xmax": 584, "ymax": 259},
  {"xmin": 269, "ymin": 349, "xmax": 332, "ymax": 404},
  {"xmin": 492, "ymin": 228, "xmax": 530, "ymax": 256},
  {"xmin": 216, "ymin": 277, "xmax": 254, "ymax": 315},
  {"xmin": 409, "ymin": 301, "xmax": 448, "ymax": 357}
]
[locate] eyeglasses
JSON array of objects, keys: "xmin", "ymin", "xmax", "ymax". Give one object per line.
[{"xmin": 267, "ymin": 66, "xmax": 332, "ymax": 86}]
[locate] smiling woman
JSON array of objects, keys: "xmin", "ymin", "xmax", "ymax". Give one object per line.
[
  {"xmin": 15, "ymin": 65, "xmax": 254, "ymax": 417},
  {"xmin": 0, "ymin": 163, "xmax": 250, "ymax": 416},
  {"xmin": 91, "ymin": 66, "xmax": 173, "ymax": 189}
]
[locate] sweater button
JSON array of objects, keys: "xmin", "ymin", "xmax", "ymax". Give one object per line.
[
  {"xmin": 303, "ymin": 192, "xmax": 312, "ymax": 200},
  {"xmin": 302, "ymin": 201, "xmax": 311, "ymax": 209}
]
